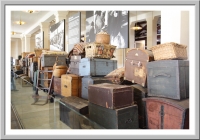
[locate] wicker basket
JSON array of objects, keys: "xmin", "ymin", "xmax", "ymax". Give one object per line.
[
  {"xmin": 53, "ymin": 66, "xmax": 68, "ymax": 78},
  {"xmin": 151, "ymin": 42, "xmax": 187, "ymax": 60},
  {"xmin": 95, "ymin": 34, "xmax": 110, "ymax": 44}
]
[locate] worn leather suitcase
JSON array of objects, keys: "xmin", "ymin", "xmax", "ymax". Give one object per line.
[
  {"xmin": 69, "ymin": 58, "xmax": 117, "ymax": 76},
  {"xmin": 131, "ymin": 84, "xmax": 148, "ymax": 129},
  {"xmin": 68, "ymin": 55, "xmax": 81, "ymax": 75},
  {"xmin": 124, "ymin": 48, "xmax": 154, "ymax": 87},
  {"xmin": 143, "ymin": 97, "xmax": 189, "ymax": 129},
  {"xmin": 81, "ymin": 76, "xmax": 111, "ymax": 100},
  {"xmin": 59, "ymin": 96, "xmax": 89, "ymax": 129},
  {"xmin": 53, "ymin": 77, "xmax": 61, "ymax": 95},
  {"xmin": 41, "ymin": 54, "xmax": 67, "ymax": 67},
  {"xmin": 89, "ymin": 102, "xmax": 139, "ymax": 129},
  {"xmin": 147, "ymin": 60, "xmax": 189, "ymax": 100},
  {"xmin": 61, "ymin": 74, "xmax": 81, "ymax": 97},
  {"xmin": 88, "ymin": 83, "xmax": 133, "ymax": 109}
]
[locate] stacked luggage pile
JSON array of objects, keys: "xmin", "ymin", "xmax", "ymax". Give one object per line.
[{"xmin": 58, "ymin": 30, "xmax": 189, "ymax": 129}]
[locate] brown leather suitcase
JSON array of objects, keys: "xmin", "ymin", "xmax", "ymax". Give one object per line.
[
  {"xmin": 88, "ymin": 83, "xmax": 133, "ymax": 109},
  {"xmin": 61, "ymin": 74, "xmax": 81, "ymax": 97},
  {"xmin": 143, "ymin": 97, "xmax": 189, "ymax": 129},
  {"xmin": 124, "ymin": 48, "xmax": 154, "ymax": 87},
  {"xmin": 131, "ymin": 84, "xmax": 148, "ymax": 129},
  {"xmin": 53, "ymin": 77, "xmax": 61, "ymax": 95}
]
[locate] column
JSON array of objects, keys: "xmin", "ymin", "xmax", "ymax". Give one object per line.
[
  {"xmin": 20, "ymin": 35, "xmax": 25, "ymax": 52},
  {"xmin": 25, "ymin": 34, "xmax": 31, "ymax": 52},
  {"xmin": 146, "ymin": 13, "xmax": 158, "ymax": 49},
  {"xmin": 54, "ymin": 11, "xmax": 69, "ymax": 23},
  {"xmin": 40, "ymin": 22, "xmax": 50, "ymax": 49}
]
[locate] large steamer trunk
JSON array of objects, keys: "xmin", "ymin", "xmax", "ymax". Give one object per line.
[
  {"xmin": 69, "ymin": 58, "xmax": 117, "ymax": 76},
  {"xmin": 143, "ymin": 97, "xmax": 189, "ymax": 129},
  {"xmin": 59, "ymin": 96, "xmax": 89, "ymax": 129},
  {"xmin": 124, "ymin": 48, "xmax": 154, "ymax": 87},
  {"xmin": 88, "ymin": 83, "xmax": 133, "ymax": 109},
  {"xmin": 89, "ymin": 103, "xmax": 139, "ymax": 129},
  {"xmin": 81, "ymin": 76, "xmax": 111, "ymax": 100},
  {"xmin": 41, "ymin": 54, "xmax": 66, "ymax": 67},
  {"xmin": 147, "ymin": 60, "xmax": 189, "ymax": 100}
]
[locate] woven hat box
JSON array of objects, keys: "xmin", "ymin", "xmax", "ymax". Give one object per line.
[{"xmin": 151, "ymin": 42, "xmax": 188, "ymax": 60}]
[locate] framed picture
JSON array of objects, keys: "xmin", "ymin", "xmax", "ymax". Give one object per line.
[
  {"xmin": 35, "ymin": 31, "xmax": 44, "ymax": 48},
  {"xmin": 50, "ymin": 19, "xmax": 65, "ymax": 51},
  {"xmin": 86, "ymin": 11, "xmax": 129, "ymax": 49}
]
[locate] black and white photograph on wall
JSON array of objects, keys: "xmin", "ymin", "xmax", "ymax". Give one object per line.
[
  {"xmin": 86, "ymin": 11, "xmax": 129, "ymax": 49},
  {"xmin": 35, "ymin": 32, "xmax": 44, "ymax": 48},
  {"xmin": 50, "ymin": 19, "xmax": 65, "ymax": 51}
]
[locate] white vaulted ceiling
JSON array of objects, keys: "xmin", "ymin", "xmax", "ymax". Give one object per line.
[{"xmin": 11, "ymin": 11, "xmax": 56, "ymax": 38}]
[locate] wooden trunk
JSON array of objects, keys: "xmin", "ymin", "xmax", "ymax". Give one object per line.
[
  {"xmin": 85, "ymin": 43, "xmax": 116, "ymax": 59},
  {"xmin": 147, "ymin": 60, "xmax": 189, "ymax": 100},
  {"xmin": 88, "ymin": 83, "xmax": 133, "ymax": 109},
  {"xmin": 143, "ymin": 97, "xmax": 189, "ymax": 129},
  {"xmin": 131, "ymin": 84, "xmax": 148, "ymax": 129},
  {"xmin": 124, "ymin": 48, "xmax": 154, "ymax": 87},
  {"xmin": 61, "ymin": 74, "xmax": 81, "ymax": 97},
  {"xmin": 54, "ymin": 77, "xmax": 61, "ymax": 95},
  {"xmin": 59, "ymin": 96, "xmax": 89, "ymax": 129},
  {"xmin": 89, "ymin": 102, "xmax": 139, "ymax": 129},
  {"xmin": 81, "ymin": 76, "xmax": 111, "ymax": 100}
]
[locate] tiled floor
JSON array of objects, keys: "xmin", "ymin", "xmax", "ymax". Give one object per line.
[{"xmin": 11, "ymin": 78, "xmax": 70, "ymax": 129}]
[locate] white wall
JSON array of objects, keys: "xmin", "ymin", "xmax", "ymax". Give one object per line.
[{"xmin": 11, "ymin": 38, "xmax": 22, "ymax": 59}]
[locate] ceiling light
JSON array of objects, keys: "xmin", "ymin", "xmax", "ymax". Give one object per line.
[
  {"xmin": 11, "ymin": 31, "xmax": 16, "ymax": 35},
  {"xmin": 26, "ymin": 10, "xmax": 35, "ymax": 13},
  {"xmin": 131, "ymin": 11, "xmax": 142, "ymax": 30},
  {"xmin": 131, "ymin": 25, "xmax": 142, "ymax": 30},
  {"xmin": 15, "ymin": 15, "xmax": 25, "ymax": 25}
]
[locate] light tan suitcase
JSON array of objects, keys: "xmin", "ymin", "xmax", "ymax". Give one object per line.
[{"xmin": 61, "ymin": 74, "xmax": 81, "ymax": 97}]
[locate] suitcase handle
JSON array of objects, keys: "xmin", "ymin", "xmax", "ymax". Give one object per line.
[
  {"xmin": 153, "ymin": 73, "xmax": 171, "ymax": 78},
  {"xmin": 64, "ymin": 85, "xmax": 67, "ymax": 88},
  {"xmin": 125, "ymin": 118, "xmax": 133, "ymax": 123}
]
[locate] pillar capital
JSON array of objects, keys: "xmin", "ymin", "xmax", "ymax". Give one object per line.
[
  {"xmin": 54, "ymin": 11, "xmax": 69, "ymax": 23},
  {"xmin": 25, "ymin": 34, "xmax": 31, "ymax": 38},
  {"xmin": 40, "ymin": 22, "xmax": 50, "ymax": 29}
]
